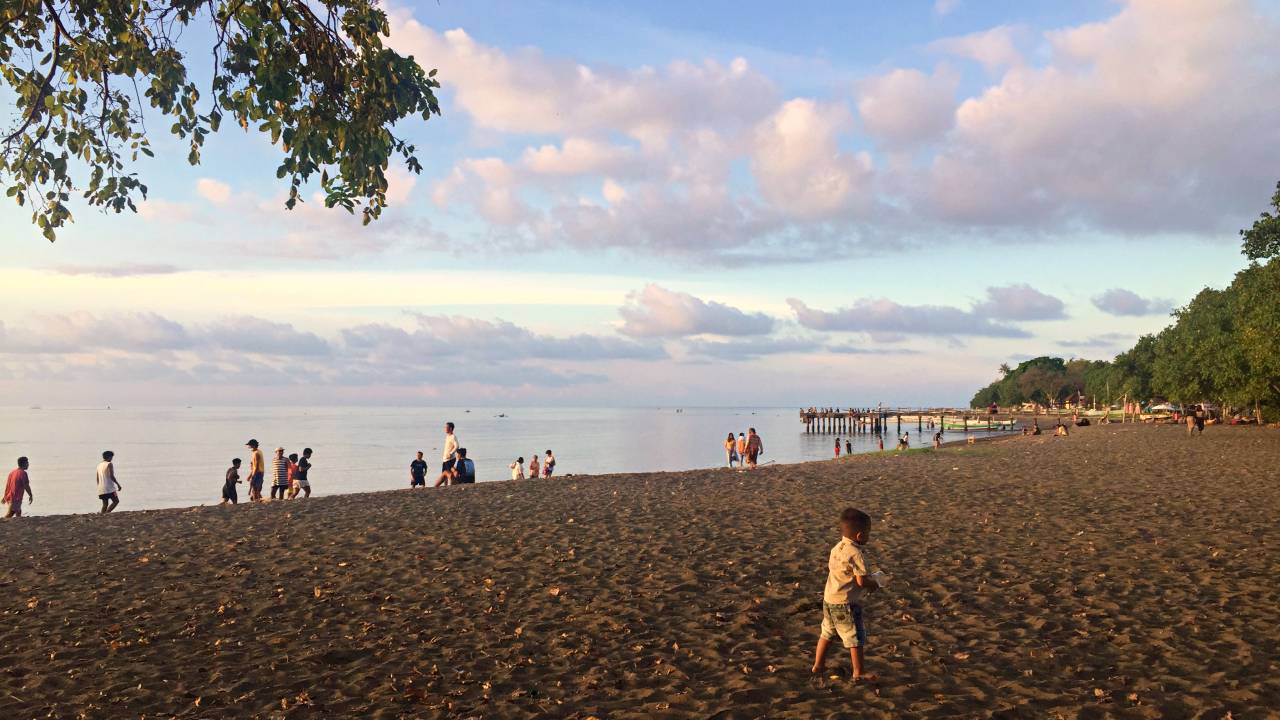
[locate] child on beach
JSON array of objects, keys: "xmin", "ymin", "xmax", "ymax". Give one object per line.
[
  {"xmin": 735, "ymin": 433, "xmax": 748, "ymax": 468},
  {"xmin": 293, "ymin": 448, "xmax": 313, "ymax": 498},
  {"xmin": 222, "ymin": 458, "xmax": 241, "ymax": 505},
  {"xmin": 528, "ymin": 454, "xmax": 540, "ymax": 480},
  {"xmin": 410, "ymin": 451, "xmax": 428, "ymax": 487},
  {"xmin": 812, "ymin": 507, "xmax": 880, "ymax": 683},
  {"xmin": 725, "ymin": 433, "xmax": 738, "ymax": 467},
  {"xmin": 543, "ymin": 450, "xmax": 556, "ymax": 477},
  {"xmin": 834, "ymin": 438, "xmax": 841, "ymax": 458},
  {"xmin": 286, "ymin": 453, "xmax": 300, "ymax": 498},
  {"xmin": 845, "ymin": 439, "xmax": 852, "ymax": 455},
  {"xmin": 511, "ymin": 457, "xmax": 525, "ymax": 481}
]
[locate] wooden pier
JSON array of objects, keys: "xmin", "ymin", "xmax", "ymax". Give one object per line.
[{"xmin": 800, "ymin": 408, "xmax": 1018, "ymax": 434}]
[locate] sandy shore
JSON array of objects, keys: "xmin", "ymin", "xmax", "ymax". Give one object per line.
[{"xmin": 1, "ymin": 423, "xmax": 1277, "ymax": 718}]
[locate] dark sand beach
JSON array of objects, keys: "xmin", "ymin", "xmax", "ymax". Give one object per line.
[{"xmin": 1, "ymin": 423, "xmax": 1277, "ymax": 718}]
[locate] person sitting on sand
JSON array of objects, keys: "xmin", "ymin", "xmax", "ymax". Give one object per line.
[
  {"xmin": 270, "ymin": 447, "xmax": 289, "ymax": 500},
  {"xmin": 736, "ymin": 433, "xmax": 748, "ymax": 468},
  {"xmin": 812, "ymin": 507, "xmax": 880, "ymax": 683},
  {"xmin": 1031, "ymin": 420, "xmax": 1041, "ymax": 436},
  {"xmin": 510, "ymin": 456, "xmax": 525, "ymax": 481},
  {"xmin": 745, "ymin": 428, "xmax": 763, "ymax": 468},
  {"xmin": 527, "ymin": 454, "xmax": 539, "ymax": 481},
  {"xmin": 293, "ymin": 448, "xmax": 313, "ymax": 498},
  {"xmin": 451, "ymin": 448, "xmax": 476, "ymax": 484},
  {"xmin": 543, "ymin": 450, "xmax": 556, "ymax": 478},
  {"xmin": 932, "ymin": 431, "xmax": 942, "ymax": 449},
  {"xmin": 410, "ymin": 451, "xmax": 428, "ymax": 488},
  {"xmin": 897, "ymin": 432, "xmax": 909, "ymax": 450},
  {"xmin": 5, "ymin": 456, "xmax": 33, "ymax": 518},
  {"xmin": 222, "ymin": 458, "xmax": 241, "ymax": 505},
  {"xmin": 96, "ymin": 450, "xmax": 122, "ymax": 513},
  {"xmin": 1055, "ymin": 422, "xmax": 1069, "ymax": 437}
]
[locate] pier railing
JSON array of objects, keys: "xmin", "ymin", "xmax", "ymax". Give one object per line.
[{"xmin": 799, "ymin": 409, "xmax": 1017, "ymax": 434}]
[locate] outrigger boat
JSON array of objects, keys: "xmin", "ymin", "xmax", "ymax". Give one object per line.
[{"xmin": 941, "ymin": 418, "xmax": 1018, "ymax": 431}]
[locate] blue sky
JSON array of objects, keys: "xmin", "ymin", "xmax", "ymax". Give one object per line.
[{"xmin": 1, "ymin": 0, "xmax": 1275, "ymax": 406}]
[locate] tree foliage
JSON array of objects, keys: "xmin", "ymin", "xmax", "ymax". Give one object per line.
[
  {"xmin": 1, "ymin": 0, "xmax": 441, "ymax": 240},
  {"xmin": 1241, "ymin": 181, "xmax": 1280, "ymax": 261},
  {"xmin": 971, "ymin": 179, "xmax": 1280, "ymax": 419}
]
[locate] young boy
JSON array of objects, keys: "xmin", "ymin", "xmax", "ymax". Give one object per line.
[
  {"xmin": 222, "ymin": 458, "xmax": 241, "ymax": 505},
  {"xmin": 812, "ymin": 507, "xmax": 879, "ymax": 683},
  {"xmin": 293, "ymin": 448, "xmax": 313, "ymax": 498}
]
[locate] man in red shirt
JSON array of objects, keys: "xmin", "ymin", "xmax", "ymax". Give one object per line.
[{"xmin": 5, "ymin": 457, "xmax": 33, "ymax": 518}]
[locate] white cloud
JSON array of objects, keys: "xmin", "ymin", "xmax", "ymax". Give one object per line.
[
  {"xmin": 618, "ymin": 284, "xmax": 774, "ymax": 338},
  {"xmin": 974, "ymin": 284, "xmax": 1066, "ymax": 321},
  {"xmin": 1091, "ymin": 288, "xmax": 1173, "ymax": 317},
  {"xmin": 751, "ymin": 99, "xmax": 872, "ymax": 217},
  {"xmin": 857, "ymin": 67, "xmax": 958, "ymax": 147},
  {"xmin": 929, "ymin": 25, "xmax": 1024, "ymax": 73},
  {"xmin": 195, "ymin": 178, "xmax": 232, "ymax": 205},
  {"xmin": 787, "ymin": 297, "xmax": 1029, "ymax": 340},
  {"xmin": 935, "ymin": 0, "xmax": 961, "ymax": 17}
]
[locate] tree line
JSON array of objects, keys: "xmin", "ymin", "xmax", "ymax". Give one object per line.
[{"xmin": 971, "ymin": 181, "xmax": 1280, "ymax": 421}]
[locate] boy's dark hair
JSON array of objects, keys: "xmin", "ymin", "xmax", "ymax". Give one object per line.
[
  {"xmin": 840, "ymin": 507, "xmax": 871, "ymax": 534},
  {"xmin": 545, "ymin": 449, "xmax": 552, "ymax": 454},
  {"xmin": 288, "ymin": 453, "xmax": 299, "ymax": 462},
  {"xmin": 17, "ymin": 456, "xmax": 28, "ymax": 466},
  {"xmin": 517, "ymin": 456, "xmax": 524, "ymax": 463},
  {"xmin": 446, "ymin": 422, "xmax": 455, "ymax": 431},
  {"xmin": 457, "ymin": 447, "xmax": 467, "ymax": 458},
  {"xmin": 102, "ymin": 450, "xmax": 114, "ymax": 461},
  {"xmin": 303, "ymin": 448, "xmax": 313, "ymax": 455},
  {"xmin": 232, "ymin": 458, "xmax": 241, "ymax": 465}
]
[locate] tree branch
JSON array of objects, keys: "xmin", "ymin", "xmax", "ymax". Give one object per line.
[{"xmin": 2, "ymin": 2, "xmax": 63, "ymax": 145}]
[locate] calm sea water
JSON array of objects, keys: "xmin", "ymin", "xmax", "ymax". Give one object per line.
[{"xmin": 0, "ymin": 406, "xmax": 1009, "ymax": 516}]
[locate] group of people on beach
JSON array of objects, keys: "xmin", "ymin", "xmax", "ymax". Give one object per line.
[
  {"xmin": 409, "ymin": 421, "xmax": 557, "ymax": 487},
  {"xmin": 221, "ymin": 439, "xmax": 313, "ymax": 505},
  {"xmin": 3, "ymin": 450, "xmax": 124, "ymax": 517},
  {"xmin": 723, "ymin": 428, "xmax": 765, "ymax": 469}
]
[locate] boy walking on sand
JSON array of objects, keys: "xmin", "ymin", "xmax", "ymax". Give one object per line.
[
  {"xmin": 812, "ymin": 507, "xmax": 880, "ymax": 683},
  {"xmin": 222, "ymin": 458, "xmax": 241, "ymax": 505},
  {"xmin": 96, "ymin": 451, "xmax": 122, "ymax": 513}
]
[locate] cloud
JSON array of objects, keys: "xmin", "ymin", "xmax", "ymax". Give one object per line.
[
  {"xmin": 200, "ymin": 317, "xmax": 331, "ymax": 356},
  {"xmin": 787, "ymin": 297, "xmax": 1029, "ymax": 339},
  {"xmin": 751, "ymin": 99, "xmax": 873, "ymax": 217},
  {"xmin": 1058, "ymin": 332, "xmax": 1133, "ymax": 349},
  {"xmin": 1091, "ymin": 288, "xmax": 1173, "ymax": 317},
  {"xmin": 974, "ymin": 284, "xmax": 1066, "ymax": 321},
  {"xmin": 196, "ymin": 178, "xmax": 232, "ymax": 204},
  {"xmin": 387, "ymin": 20, "xmax": 774, "ymax": 139},
  {"xmin": 857, "ymin": 67, "xmax": 958, "ymax": 147},
  {"xmin": 929, "ymin": 25, "xmax": 1024, "ymax": 72},
  {"xmin": 919, "ymin": 0, "xmax": 1280, "ymax": 233},
  {"xmin": 683, "ymin": 336, "xmax": 811, "ymax": 360},
  {"xmin": 52, "ymin": 264, "xmax": 182, "ymax": 278},
  {"xmin": 934, "ymin": 0, "xmax": 961, "ymax": 17},
  {"xmin": 827, "ymin": 344, "xmax": 923, "ymax": 355},
  {"xmin": 618, "ymin": 284, "xmax": 774, "ymax": 338}
]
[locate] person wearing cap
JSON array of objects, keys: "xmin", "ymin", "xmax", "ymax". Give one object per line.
[
  {"xmin": 270, "ymin": 447, "xmax": 289, "ymax": 500},
  {"xmin": 245, "ymin": 439, "xmax": 265, "ymax": 501}
]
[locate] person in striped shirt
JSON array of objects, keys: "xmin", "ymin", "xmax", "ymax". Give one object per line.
[{"xmin": 270, "ymin": 447, "xmax": 290, "ymax": 500}]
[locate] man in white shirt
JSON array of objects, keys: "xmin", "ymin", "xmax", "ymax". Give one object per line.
[
  {"xmin": 96, "ymin": 450, "xmax": 122, "ymax": 513},
  {"xmin": 435, "ymin": 421, "xmax": 459, "ymax": 487}
]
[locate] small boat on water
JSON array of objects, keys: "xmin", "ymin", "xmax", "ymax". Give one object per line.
[{"xmin": 942, "ymin": 419, "xmax": 1018, "ymax": 431}]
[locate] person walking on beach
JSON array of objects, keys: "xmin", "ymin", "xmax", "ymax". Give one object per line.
[
  {"xmin": 1186, "ymin": 407, "xmax": 1196, "ymax": 435},
  {"xmin": 725, "ymin": 433, "xmax": 738, "ymax": 467},
  {"xmin": 270, "ymin": 447, "xmax": 289, "ymax": 500},
  {"xmin": 745, "ymin": 428, "xmax": 763, "ymax": 469},
  {"xmin": 222, "ymin": 458, "xmax": 241, "ymax": 505},
  {"xmin": 246, "ymin": 439, "xmax": 265, "ymax": 501},
  {"xmin": 543, "ymin": 450, "xmax": 556, "ymax": 478},
  {"xmin": 510, "ymin": 457, "xmax": 525, "ymax": 481},
  {"xmin": 292, "ymin": 448, "xmax": 313, "ymax": 498},
  {"xmin": 932, "ymin": 431, "xmax": 942, "ymax": 449},
  {"xmin": 435, "ymin": 422, "xmax": 459, "ymax": 487},
  {"xmin": 5, "ymin": 457, "xmax": 33, "ymax": 518},
  {"xmin": 1194, "ymin": 404, "xmax": 1206, "ymax": 435},
  {"xmin": 528, "ymin": 454, "xmax": 540, "ymax": 481},
  {"xmin": 811, "ymin": 507, "xmax": 880, "ymax": 684},
  {"xmin": 845, "ymin": 439, "xmax": 852, "ymax": 456},
  {"xmin": 285, "ymin": 453, "xmax": 300, "ymax": 499},
  {"xmin": 834, "ymin": 438, "xmax": 841, "ymax": 458},
  {"xmin": 96, "ymin": 451, "xmax": 122, "ymax": 513},
  {"xmin": 410, "ymin": 451, "xmax": 429, "ymax": 488},
  {"xmin": 736, "ymin": 433, "xmax": 748, "ymax": 468}
]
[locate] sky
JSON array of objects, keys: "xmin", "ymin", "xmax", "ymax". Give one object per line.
[{"xmin": 2, "ymin": 0, "xmax": 1278, "ymax": 407}]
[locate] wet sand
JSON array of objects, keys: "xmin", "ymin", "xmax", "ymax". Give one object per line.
[{"xmin": 1, "ymin": 423, "xmax": 1277, "ymax": 718}]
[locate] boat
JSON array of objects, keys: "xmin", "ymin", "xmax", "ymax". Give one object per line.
[{"xmin": 941, "ymin": 419, "xmax": 1018, "ymax": 431}]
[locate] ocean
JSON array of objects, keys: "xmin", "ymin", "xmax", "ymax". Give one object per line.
[{"xmin": 0, "ymin": 405, "xmax": 1009, "ymax": 516}]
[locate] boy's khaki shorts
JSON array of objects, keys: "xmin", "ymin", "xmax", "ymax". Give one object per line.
[{"xmin": 820, "ymin": 601, "xmax": 867, "ymax": 648}]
